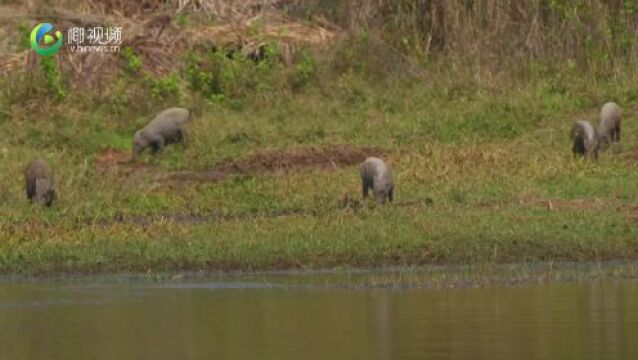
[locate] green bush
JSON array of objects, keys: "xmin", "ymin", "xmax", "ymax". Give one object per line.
[
  {"xmin": 121, "ymin": 47, "xmax": 142, "ymax": 74},
  {"xmin": 184, "ymin": 42, "xmax": 286, "ymax": 102},
  {"xmin": 290, "ymin": 49, "xmax": 316, "ymax": 90},
  {"xmin": 145, "ymin": 73, "xmax": 181, "ymax": 102},
  {"xmin": 40, "ymin": 57, "xmax": 67, "ymax": 101}
]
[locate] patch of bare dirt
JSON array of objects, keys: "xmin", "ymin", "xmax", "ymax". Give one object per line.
[
  {"xmin": 623, "ymin": 147, "xmax": 638, "ymax": 162},
  {"xmin": 173, "ymin": 144, "xmax": 385, "ymax": 182},
  {"xmin": 96, "ymin": 148, "xmax": 132, "ymax": 171},
  {"xmin": 95, "ymin": 148, "xmax": 160, "ymax": 183},
  {"xmin": 522, "ymin": 198, "xmax": 607, "ymax": 212},
  {"xmin": 619, "ymin": 204, "xmax": 638, "ymax": 221},
  {"xmin": 220, "ymin": 144, "xmax": 383, "ymax": 173},
  {"xmin": 476, "ymin": 197, "xmax": 612, "ymax": 212}
]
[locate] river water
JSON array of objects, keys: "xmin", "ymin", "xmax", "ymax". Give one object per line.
[{"xmin": 1, "ymin": 270, "xmax": 637, "ymax": 359}]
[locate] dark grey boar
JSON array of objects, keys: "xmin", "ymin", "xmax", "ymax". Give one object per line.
[
  {"xmin": 25, "ymin": 159, "xmax": 56, "ymax": 206},
  {"xmin": 597, "ymin": 102, "xmax": 622, "ymax": 150},
  {"xmin": 133, "ymin": 107, "xmax": 190, "ymax": 156},
  {"xmin": 360, "ymin": 157, "xmax": 394, "ymax": 204},
  {"xmin": 570, "ymin": 120, "xmax": 598, "ymax": 160}
]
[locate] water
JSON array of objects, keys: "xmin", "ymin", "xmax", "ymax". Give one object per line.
[{"xmin": 1, "ymin": 271, "xmax": 637, "ymax": 359}]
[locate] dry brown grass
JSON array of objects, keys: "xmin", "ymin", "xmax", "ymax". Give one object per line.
[
  {"xmin": 0, "ymin": 1, "xmax": 338, "ymax": 87},
  {"xmin": 2, "ymin": 0, "xmax": 636, "ymax": 87},
  {"xmin": 184, "ymin": 12, "xmax": 338, "ymax": 64},
  {"xmin": 336, "ymin": 0, "xmax": 633, "ymax": 66}
]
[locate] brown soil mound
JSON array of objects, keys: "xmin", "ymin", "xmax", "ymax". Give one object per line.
[
  {"xmin": 476, "ymin": 197, "xmax": 610, "ymax": 212},
  {"xmin": 541, "ymin": 198, "xmax": 606, "ymax": 211},
  {"xmin": 619, "ymin": 203, "xmax": 638, "ymax": 221},
  {"xmin": 218, "ymin": 144, "xmax": 382, "ymax": 173},
  {"xmin": 174, "ymin": 144, "xmax": 385, "ymax": 182},
  {"xmin": 96, "ymin": 148, "xmax": 132, "ymax": 171},
  {"xmin": 623, "ymin": 147, "xmax": 638, "ymax": 162}
]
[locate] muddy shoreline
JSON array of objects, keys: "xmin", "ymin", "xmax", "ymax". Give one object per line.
[{"xmin": 2, "ymin": 261, "xmax": 637, "ymax": 289}]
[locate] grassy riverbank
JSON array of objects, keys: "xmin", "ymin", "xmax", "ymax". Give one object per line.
[
  {"xmin": 3, "ymin": 72, "xmax": 638, "ymax": 275},
  {"xmin": 3, "ymin": 1, "xmax": 638, "ymax": 275}
]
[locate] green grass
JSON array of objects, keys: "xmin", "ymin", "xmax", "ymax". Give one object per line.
[{"xmin": 2, "ymin": 65, "xmax": 638, "ymax": 275}]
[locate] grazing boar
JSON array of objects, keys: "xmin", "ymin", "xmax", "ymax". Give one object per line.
[
  {"xmin": 570, "ymin": 120, "xmax": 598, "ymax": 160},
  {"xmin": 597, "ymin": 102, "xmax": 622, "ymax": 151},
  {"xmin": 133, "ymin": 107, "xmax": 191, "ymax": 156},
  {"xmin": 360, "ymin": 157, "xmax": 394, "ymax": 204},
  {"xmin": 25, "ymin": 159, "xmax": 56, "ymax": 206}
]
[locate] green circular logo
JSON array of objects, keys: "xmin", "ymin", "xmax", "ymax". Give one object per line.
[{"xmin": 30, "ymin": 23, "xmax": 63, "ymax": 56}]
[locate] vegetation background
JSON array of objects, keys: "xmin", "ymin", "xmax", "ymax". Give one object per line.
[{"xmin": 1, "ymin": 0, "xmax": 638, "ymax": 275}]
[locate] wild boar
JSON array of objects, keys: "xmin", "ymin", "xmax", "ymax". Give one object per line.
[
  {"xmin": 133, "ymin": 107, "xmax": 191, "ymax": 156},
  {"xmin": 570, "ymin": 120, "xmax": 598, "ymax": 160},
  {"xmin": 597, "ymin": 102, "xmax": 622, "ymax": 151},
  {"xmin": 360, "ymin": 157, "xmax": 394, "ymax": 204},
  {"xmin": 25, "ymin": 159, "xmax": 56, "ymax": 206}
]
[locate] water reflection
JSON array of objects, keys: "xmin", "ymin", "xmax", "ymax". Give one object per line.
[{"xmin": 1, "ymin": 276, "xmax": 637, "ymax": 359}]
